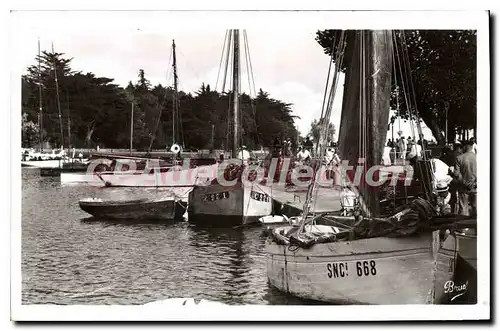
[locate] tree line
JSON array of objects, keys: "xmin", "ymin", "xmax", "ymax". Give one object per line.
[
  {"xmin": 21, "ymin": 51, "xmax": 299, "ymax": 151},
  {"xmin": 315, "ymin": 29, "xmax": 476, "ymax": 145}
]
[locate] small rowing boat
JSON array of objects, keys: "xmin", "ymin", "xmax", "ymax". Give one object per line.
[{"xmin": 79, "ymin": 196, "xmax": 187, "ymax": 220}]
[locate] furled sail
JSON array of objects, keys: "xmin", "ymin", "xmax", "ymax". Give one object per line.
[{"xmin": 337, "ymin": 30, "xmax": 393, "ymax": 217}]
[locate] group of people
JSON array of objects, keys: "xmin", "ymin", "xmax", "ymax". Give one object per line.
[
  {"xmin": 432, "ymin": 138, "xmax": 477, "ymax": 216},
  {"xmin": 386, "ymin": 135, "xmax": 426, "ymax": 163},
  {"xmin": 295, "ymin": 140, "xmax": 341, "ymax": 181}
]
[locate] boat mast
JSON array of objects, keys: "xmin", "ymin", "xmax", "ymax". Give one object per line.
[
  {"xmin": 231, "ymin": 29, "xmax": 240, "ymax": 159},
  {"xmin": 130, "ymin": 101, "xmax": 134, "ymax": 155},
  {"xmin": 37, "ymin": 38, "xmax": 43, "ymax": 152},
  {"xmin": 172, "ymin": 39, "xmax": 179, "ymax": 146},
  {"xmin": 52, "ymin": 43, "xmax": 64, "ymax": 150},
  {"xmin": 66, "ymin": 91, "xmax": 71, "ymax": 154}
]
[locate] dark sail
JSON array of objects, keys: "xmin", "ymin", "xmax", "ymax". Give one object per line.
[{"xmin": 338, "ymin": 30, "xmax": 393, "ymax": 217}]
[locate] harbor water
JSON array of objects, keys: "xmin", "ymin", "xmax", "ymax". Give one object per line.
[{"xmin": 21, "ymin": 168, "xmax": 312, "ymax": 305}]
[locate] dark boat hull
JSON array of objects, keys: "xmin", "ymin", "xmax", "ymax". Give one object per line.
[{"xmin": 79, "ymin": 198, "xmax": 187, "ymax": 220}]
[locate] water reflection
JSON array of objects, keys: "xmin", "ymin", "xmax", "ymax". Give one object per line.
[
  {"xmin": 21, "ymin": 168, "xmax": 303, "ymax": 305},
  {"xmin": 188, "ymin": 224, "xmax": 251, "ymax": 304},
  {"xmin": 80, "ymin": 216, "xmax": 186, "ymax": 227}
]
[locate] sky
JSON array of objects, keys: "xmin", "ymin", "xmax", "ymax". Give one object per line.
[
  {"xmin": 14, "ymin": 11, "xmax": 437, "ymax": 141},
  {"xmin": 18, "ymin": 28, "xmax": 345, "ymax": 138}
]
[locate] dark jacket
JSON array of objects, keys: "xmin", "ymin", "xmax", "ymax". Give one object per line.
[{"xmin": 454, "ymin": 151, "xmax": 477, "ymax": 191}]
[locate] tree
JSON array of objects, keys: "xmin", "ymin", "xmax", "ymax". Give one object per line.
[
  {"xmin": 21, "ymin": 52, "xmax": 300, "ymax": 150},
  {"xmin": 309, "ymin": 118, "xmax": 336, "ymax": 145},
  {"xmin": 315, "ymin": 30, "xmax": 476, "ymax": 144},
  {"xmin": 22, "ymin": 113, "xmax": 40, "ymax": 148}
]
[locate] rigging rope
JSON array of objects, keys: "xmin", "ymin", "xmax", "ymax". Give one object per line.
[
  {"xmin": 51, "ymin": 43, "xmax": 64, "ymax": 149},
  {"xmin": 243, "ymin": 30, "xmax": 262, "ymax": 148},
  {"xmin": 392, "ymin": 30, "xmax": 433, "ymax": 201},
  {"xmin": 298, "ymin": 30, "xmax": 346, "ymax": 233},
  {"xmin": 147, "ymin": 46, "xmax": 173, "ymax": 153},
  {"xmin": 243, "ymin": 31, "xmax": 257, "ymax": 97},
  {"xmin": 310, "ymin": 31, "xmax": 347, "ymax": 217},
  {"xmin": 215, "ymin": 30, "xmax": 229, "ymax": 92},
  {"xmin": 222, "ymin": 31, "xmax": 232, "ymax": 93}
]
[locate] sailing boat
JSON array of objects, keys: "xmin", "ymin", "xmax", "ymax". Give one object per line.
[
  {"xmin": 265, "ymin": 30, "xmax": 465, "ymax": 304},
  {"xmin": 94, "ymin": 39, "xmax": 219, "ymax": 187},
  {"xmin": 187, "ymin": 30, "xmax": 272, "ymax": 225}
]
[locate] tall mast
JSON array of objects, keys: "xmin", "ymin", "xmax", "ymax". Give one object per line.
[
  {"xmin": 66, "ymin": 91, "xmax": 71, "ymax": 154},
  {"xmin": 172, "ymin": 39, "xmax": 179, "ymax": 146},
  {"xmin": 52, "ymin": 43, "xmax": 64, "ymax": 149},
  {"xmin": 130, "ymin": 101, "xmax": 134, "ymax": 154},
  {"xmin": 232, "ymin": 30, "xmax": 240, "ymax": 159},
  {"xmin": 38, "ymin": 38, "xmax": 43, "ymax": 152}
]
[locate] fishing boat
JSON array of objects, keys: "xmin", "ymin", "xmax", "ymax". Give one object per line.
[
  {"xmin": 79, "ymin": 40, "xmax": 218, "ymax": 188},
  {"xmin": 22, "ymin": 159, "xmax": 62, "ymax": 168},
  {"xmin": 22, "ymin": 41, "xmax": 80, "ymax": 173},
  {"xmin": 188, "ymin": 30, "xmax": 272, "ymax": 226},
  {"xmin": 79, "ymin": 196, "xmax": 187, "ymax": 220},
  {"xmin": 265, "ymin": 30, "xmax": 472, "ymax": 304}
]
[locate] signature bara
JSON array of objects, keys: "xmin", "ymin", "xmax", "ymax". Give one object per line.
[{"xmin": 444, "ymin": 280, "xmax": 468, "ymax": 302}]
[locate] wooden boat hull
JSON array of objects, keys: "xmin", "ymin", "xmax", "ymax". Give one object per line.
[
  {"xmin": 455, "ymin": 230, "xmax": 477, "ymax": 271},
  {"xmin": 188, "ymin": 182, "xmax": 273, "ymax": 226},
  {"xmin": 61, "ymin": 172, "xmax": 106, "ymax": 185},
  {"xmin": 41, "ymin": 166, "xmax": 88, "ymax": 177},
  {"xmin": 449, "ymin": 229, "xmax": 477, "ymax": 304},
  {"xmin": 97, "ymin": 164, "xmax": 219, "ymax": 187},
  {"xmin": 79, "ymin": 198, "xmax": 187, "ymax": 220},
  {"xmin": 266, "ymin": 229, "xmax": 456, "ymax": 304}
]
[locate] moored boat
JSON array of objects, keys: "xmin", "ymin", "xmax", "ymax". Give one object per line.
[
  {"xmin": 188, "ymin": 30, "xmax": 273, "ymax": 226},
  {"xmin": 265, "ymin": 30, "xmax": 469, "ymax": 305},
  {"xmin": 96, "ymin": 163, "xmax": 218, "ymax": 187},
  {"xmin": 22, "ymin": 159, "xmax": 62, "ymax": 168},
  {"xmin": 188, "ymin": 180, "xmax": 272, "ymax": 226},
  {"xmin": 266, "ymin": 223, "xmax": 456, "ymax": 304},
  {"xmin": 79, "ymin": 196, "xmax": 187, "ymax": 220}
]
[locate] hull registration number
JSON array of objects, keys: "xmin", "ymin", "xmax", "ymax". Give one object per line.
[
  {"xmin": 327, "ymin": 260, "xmax": 377, "ymax": 278},
  {"xmin": 202, "ymin": 191, "xmax": 229, "ymax": 202},
  {"xmin": 250, "ymin": 191, "xmax": 270, "ymax": 202}
]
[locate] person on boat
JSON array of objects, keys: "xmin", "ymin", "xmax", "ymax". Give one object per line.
[
  {"xmin": 382, "ymin": 144, "xmax": 392, "ymax": 165},
  {"xmin": 470, "ymin": 137, "xmax": 477, "ymax": 154},
  {"xmin": 324, "ymin": 145, "xmax": 335, "ymax": 180},
  {"xmin": 454, "ymin": 141, "xmax": 477, "ymax": 216},
  {"xmin": 398, "ymin": 136, "xmax": 406, "ymax": 160},
  {"xmin": 440, "ymin": 145, "xmax": 454, "ymax": 168},
  {"xmin": 296, "ymin": 146, "xmax": 311, "ymax": 164},
  {"xmin": 406, "ymin": 137, "xmax": 414, "ymax": 156},
  {"xmin": 408, "ymin": 140, "xmax": 423, "ymax": 160},
  {"xmin": 434, "ymin": 180, "xmax": 452, "ymax": 215},
  {"xmin": 430, "ymin": 154, "xmax": 453, "ymax": 189},
  {"xmin": 281, "ymin": 139, "xmax": 292, "ymax": 157},
  {"xmin": 303, "ymin": 137, "xmax": 314, "ymax": 156},
  {"xmin": 445, "ymin": 142, "xmax": 463, "ymax": 214},
  {"xmin": 237, "ymin": 145, "xmax": 251, "ymax": 164},
  {"xmin": 389, "ymin": 141, "xmax": 396, "ymax": 164}
]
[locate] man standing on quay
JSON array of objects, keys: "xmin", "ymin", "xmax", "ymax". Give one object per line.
[{"xmin": 454, "ymin": 141, "xmax": 477, "ymax": 216}]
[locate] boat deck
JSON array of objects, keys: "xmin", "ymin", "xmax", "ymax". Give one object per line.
[{"xmin": 269, "ymin": 184, "xmax": 342, "ymax": 214}]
